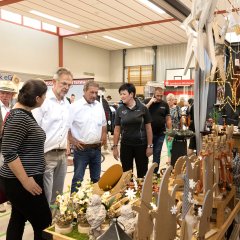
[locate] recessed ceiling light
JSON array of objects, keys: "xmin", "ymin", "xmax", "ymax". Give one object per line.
[
  {"xmin": 103, "ymin": 36, "xmax": 132, "ymax": 46},
  {"xmin": 139, "ymin": 0, "xmax": 165, "ymax": 14},
  {"xmin": 29, "ymin": 10, "xmax": 80, "ymax": 29}
]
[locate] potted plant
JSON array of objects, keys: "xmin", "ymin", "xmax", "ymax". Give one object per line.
[
  {"xmin": 54, "ymin": 191, "xmax": 75, "ymax": 234},
  {"xmin": 72, "ymin": 180, "xmax": 93, "ymax": 234}
]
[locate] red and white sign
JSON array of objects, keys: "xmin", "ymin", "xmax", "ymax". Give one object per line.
[
  {"xmin": 164, "ymin": 79, "xmax": 194, "ymax": 86},
  {"xmin": 165, "ymin": 68, "xmax": 194, "ymax": 86}
]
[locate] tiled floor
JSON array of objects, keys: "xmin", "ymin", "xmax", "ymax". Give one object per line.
[{"xmin": 0, "ymin": 136, "xmax": 168, "ymax": 240}]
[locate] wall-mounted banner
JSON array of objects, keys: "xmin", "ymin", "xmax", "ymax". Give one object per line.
[
  {"xmin": 0, "ymin": 72, "xmax": 13, "ymax": 81},
  {"xmin": 45, "ymin": 78, "xmax": 94, "ymax": 101},
  {"xmin": 45, "ymin": 78, "xmax": 94, "ymax": 86}
]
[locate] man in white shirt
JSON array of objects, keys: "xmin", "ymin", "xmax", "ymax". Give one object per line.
[
  {"xmin": 32, "ymin": 68, "xmax": 73, "ymax": 205},
  {"xmin": 0, "ymin": 80, "xmax": 16, "ymax": 212},
  {"xmin": 68, "ymin": 81, "xmax": 107, "ymax": 193}
]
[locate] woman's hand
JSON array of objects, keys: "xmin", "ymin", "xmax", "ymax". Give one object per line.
[
  {"xmin": 167, "ymin": 136, "xmax": 173, "ymax": 141},
  {"xmin": 146, "ymin": 147, "xmax": 153, "ymax": 157},
  {"xmin": 113, "ymin": 147, "xmax": 119, "ymax": 160},
  {"xmin": 22, "ymin": 177, "xmax": 42, "ymax": 196}
]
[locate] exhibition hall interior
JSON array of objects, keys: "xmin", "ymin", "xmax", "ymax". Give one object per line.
[{"xmin": 0, "ymin": 0, "xmax": 240, "ymax": 239}]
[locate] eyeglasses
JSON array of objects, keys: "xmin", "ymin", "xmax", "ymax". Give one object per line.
[{"xmin": 59, "ymin": 81, "xmax": 72, "ymax": 88}]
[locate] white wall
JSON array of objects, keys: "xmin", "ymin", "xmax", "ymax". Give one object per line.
[
  {"xmin": 109, "ymin": 44, "xmax": 191, "ymax": 88},
  {"xmin": 110, "ymin": 50, "xmax": 123, "ymax": 83},
  {"xmin": 63, "ymin": 39, "xmax": 110, "ymax": 83},
  {"xmin": 0, "ymin": 21, "xmax": 58, "ymax": 76},
  {"xmin": 107, "ymin": 50, "xmax": 123, "ymax": 101},
  {"xmin": 0, "ymin": 20, "xmax": 190, "ymax": 95},
  {"xmin": 157, "ymin": 43, "xmax": 194, "ymax": 84}
]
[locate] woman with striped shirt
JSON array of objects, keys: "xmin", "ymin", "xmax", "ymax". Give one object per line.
[{"xmin": 0, "ymin": 79, "xmax": 52, "ymax": 240}]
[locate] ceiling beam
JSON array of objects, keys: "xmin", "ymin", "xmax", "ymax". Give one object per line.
[
  {"xmin": 63, "ymin": 18, "xmax": 177, "ymax": 37},
  {"xmin": 0, "ymin": 0, "xmax": 24, "ymax": 7},
  {"xmin": 150, "ymin": 0, "xmax": 190, "ymax": 22}
]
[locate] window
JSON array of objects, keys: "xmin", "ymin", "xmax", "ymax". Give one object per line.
[
  {"xmin": 1, "ymin": 9, "xmax": 22, "ymax": 24},
  {"xmin": 23, "ymin": 16, "xmax": 41, "ymax": 29},
  {"xmin": 42, "ymin": 22, "xmax": 57, "ymax": 33}
]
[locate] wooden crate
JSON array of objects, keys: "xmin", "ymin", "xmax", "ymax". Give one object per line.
[{"xmin": 44, "ymin": 227, "xmax": 74, "ymax": 240}]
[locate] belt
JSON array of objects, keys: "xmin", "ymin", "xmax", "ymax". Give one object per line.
[
  {"xmin": 81, "ymin": 143, "xmax": 101, "ymax": 149},
  {"xmin": 173, "ymin": 139, "xmax": 186, "ymax": 143},
  {"xmin": 49, "ymin": 149, "xmax": 65, "ymax": 152}
]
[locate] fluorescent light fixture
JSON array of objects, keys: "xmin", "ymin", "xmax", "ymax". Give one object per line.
[
  {"xmin": 103, "ymin": 35, "xmax": 132, "ymax": 46},
  {"xmin": 139, "ymin": 0, "xmax": 165, "ymax": 14},
  {"xmin": 29, "ymin": 10, "xmax": 80, "ymax": 29}
]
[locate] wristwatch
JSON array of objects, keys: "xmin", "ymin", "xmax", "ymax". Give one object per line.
[{"xmin": 147, "ymin": 144, "xmax": 153, "ymax": 148}]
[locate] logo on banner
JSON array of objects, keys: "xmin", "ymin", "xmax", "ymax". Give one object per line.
[
  {"xmin": 45, "ymin": 78, "xmax": 94, "ymax": 86},
  {"xmin": 0, "ymin": 73, "xmax": 13, "ymax": 81}
]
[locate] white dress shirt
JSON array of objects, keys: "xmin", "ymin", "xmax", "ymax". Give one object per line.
[
  {"xmin": 0, "ymin": 100, "xmax": 11, "ymax": 121},
  {"xmin": 69, "ymin": 97, "xmax": 107, "ymax": 144},
  {"xmin": 32, "ymin": 89, "xmax": 70, "ymax": 153},
  {"xmin": 0, "ymin": 101, "xmax": 11, "ymax": 165}
]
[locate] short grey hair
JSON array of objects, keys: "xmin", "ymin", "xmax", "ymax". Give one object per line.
[
  {"xmin": 166, "ymin": 93, "xmax": 175, "ymax": 101},
  {"xmin": 53, "ymin": 67, "xmax": 73, "ymax": 80},
  {"xmin": 83, "ymin": 81, "xmax": 99, "ymax": 91}
]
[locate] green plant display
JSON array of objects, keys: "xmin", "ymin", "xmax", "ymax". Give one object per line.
[{"xmin": 209, "ymin": 109, "xmax": 221, "ymax": 124}]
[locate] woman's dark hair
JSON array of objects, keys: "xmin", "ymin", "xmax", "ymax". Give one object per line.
[
  {"xmin": 18, "ymin": 79, "xmax": 47, "ymax": 107},
  {"xmin": 118, "ymin": 83, "xmax": 136, "ymax": 97},
  {"xmin": 188, "ymin": 98, "xmax": 194, "ymax": 105}
]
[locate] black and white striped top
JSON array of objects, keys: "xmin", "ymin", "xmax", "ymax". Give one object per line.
[{"xmin": 0, "ymin": 108, "xmax": 46, "ymax": 178}]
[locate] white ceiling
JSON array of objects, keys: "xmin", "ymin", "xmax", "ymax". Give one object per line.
[{"xmin": 0, "ymin": 0, "xmax": 238, "ymax": 50}]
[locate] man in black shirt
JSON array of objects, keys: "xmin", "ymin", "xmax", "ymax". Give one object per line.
[{"xmin": 144, "ymin": 87, "xmax": 172, "ymax": 175}]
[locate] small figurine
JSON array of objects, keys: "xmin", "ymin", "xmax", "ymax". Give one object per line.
[
  {"xmin": 118, "ymin": 204, "xmax": 137, "ymax": 236},
  {"xmin": 86, "ymin": 194, "xmax": 106, "ymax": 239}
]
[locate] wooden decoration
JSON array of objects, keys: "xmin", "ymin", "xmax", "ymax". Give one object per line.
[
  {"xmin": 98, "ymin": 164, "xmax": 123, "ymax": 190},
  {"xmin": 182, "ymin": 156, "xmax": 194, "ymax": 219},
  {"xmin": 92, "ymin": 167, "xmax": 132, "ymax": 196},
  {"xmin": 151, "ymin": 165, "xmax": 177, "ymax": 240},
  {"xmin": 133, "ymin": 163, "xmax": 157, "ymax": 240},
  {"xmin": 198, "ymin": 189, "xmax": 213, "ymax": 240},
  {"xmin": 180, "ymin": 207, "xmax": 197, "ymax": 240}
]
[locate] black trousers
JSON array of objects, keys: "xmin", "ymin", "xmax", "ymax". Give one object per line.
[
  {"xmin": 4, "ymin": 174, "xmax": 52, "ymax": 240},
  {"xmin": 120, "ymin": 143, "xmax": 148, "ymax": 178},
  {"xmin": 171, "ymin": 139, "xmax": 187, "ymax": 167}
]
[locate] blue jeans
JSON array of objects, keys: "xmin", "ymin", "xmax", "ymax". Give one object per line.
[
  {"xmin": 71, "ymin": 148, "xmax": 101, "ymax": 193},
  {"xmin": 153, "ymin": 134, "xmax": 165, "ymax": 174}
]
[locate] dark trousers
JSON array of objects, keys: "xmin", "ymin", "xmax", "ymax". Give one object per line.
[
  {"xmin": 171, "ymin": 139, "xmax": 187, "ymax": 167},
  {"xmin": 4, "ymin": 174, "xmax": 52, "ymax": 240},
  {"xmin": 152, "ymin": 134, "xmax": 165, "ymax": 174},
  {"xmin": 71, "ymin": 148, "xmax": 101, "ymax": 193},
  {"xmin": 120, "ymin": 143, "xmax": 148, "ymax": 178}
]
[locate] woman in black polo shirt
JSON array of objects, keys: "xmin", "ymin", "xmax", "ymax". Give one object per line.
[
  {"xmin": 113, "ymin": 83, "xmax": 153, "ymax": 178},
  {"xmin": 0, "ymin": 80, "xmax": 52, "ymax": 240}
]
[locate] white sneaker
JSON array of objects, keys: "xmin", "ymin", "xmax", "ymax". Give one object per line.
[{"xmin": 0, "ymin": 203, "xmax": 6, "ymax": 213}]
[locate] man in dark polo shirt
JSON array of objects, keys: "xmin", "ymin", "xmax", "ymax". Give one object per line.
[{"xmin": 144, "ymin": 87, "xmax": 171, "ymax": 175}]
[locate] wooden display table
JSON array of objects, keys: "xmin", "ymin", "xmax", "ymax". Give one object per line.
[
  {"xmin": 44, "ymin": 226, "xmax": 89, "ymax": 240},
  {"xmin": 207, "ymin": 200, "xmax": 240, "ymax": 240},
  {"xmin": 195, "ymin": 186, "xmax": 236, "ymax": 228},
  {"xmin": 44, "ymin": 227, "xmax": 74, "ymax": 240}
]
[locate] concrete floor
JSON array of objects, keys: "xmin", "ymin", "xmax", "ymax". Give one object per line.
[{"xmin": 0, "ymin": 136, "xmax": 168, "ymax": 240}]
